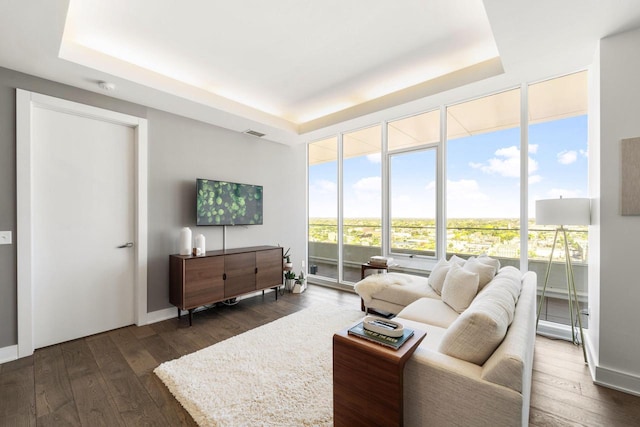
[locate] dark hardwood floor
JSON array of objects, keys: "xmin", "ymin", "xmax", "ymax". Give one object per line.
[{"xmin": 1, "ymin": 285, "xmax": 639, "ymax": 426}]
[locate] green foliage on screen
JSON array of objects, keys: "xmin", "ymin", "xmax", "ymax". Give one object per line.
[{"xmin": 196, "ymin": 179, "xmax": 263, "ymax": 225}]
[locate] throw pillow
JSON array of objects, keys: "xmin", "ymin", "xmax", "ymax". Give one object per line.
[
  {"xmin": 449, "ymin": 254, "xmax": 466, "ymax": 266},
  {"xmin": 428, "ymin": 258, "xmax": 451, "ymax": 295},
  {"xmin": 463, "ymin": 258, "xmax": 496, "ymax": 291},
  {"xmin": 478, "ymin": 255, "xmax": 501, "ymax": 271},
  {"xmin": 438, "ymin": 296, "xmax": 512, "ymax": 365},
  {"xmin": 441, "ymin": 263, "xmax": 479, "ymax": 313}
]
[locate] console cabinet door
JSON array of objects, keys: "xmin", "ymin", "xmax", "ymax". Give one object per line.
[
  {"xmin": 225, "ymin": 252, "xmax": 256, "ymax": 297},
  {"xmin": 183, "ymin": 256, "xmax": 224, "ymax": 309},
  {"xmin": 256, "ymin": 248, "xmax": 283, "ymax": 290}
]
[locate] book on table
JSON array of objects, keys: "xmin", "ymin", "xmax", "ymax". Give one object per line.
[
  {"xmin": 368, "ymin": 256, "xmax": 394, "ymax": 267},
  {"xmin": 348, "ymin": 322, "xmax": 414, "ymax": 350}
]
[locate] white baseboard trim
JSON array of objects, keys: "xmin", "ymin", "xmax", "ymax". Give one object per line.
[
  {"xmin": 593, "ymin": 364, "xmax": 640, "ymax": 397},
  {"xmin": 0, "ymin": 345, "xmax": 18, "ymax": 365},
  {"xmin": 536, "ymin": 320, "xmax": 574, "ymax": 341},
  {"xmin": 143, "ymin": 307, "xmax": 178, "ymax": 325},
  {"xmin": 539, "ymin": 324, "xmax": 640, "ymax": 397}
]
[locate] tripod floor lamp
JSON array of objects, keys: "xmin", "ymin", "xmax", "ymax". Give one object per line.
[{"xmin": 535, "ymin": 197, "xmax": 590, "ymax": 363}]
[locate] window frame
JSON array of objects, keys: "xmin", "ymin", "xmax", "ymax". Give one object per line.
[{"xmin": 306, "ymin": 71, "xmax": 588, "ymax": 289}]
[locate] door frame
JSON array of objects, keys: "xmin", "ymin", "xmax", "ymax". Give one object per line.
[{"xmin": 16, "ymin": 89, "xmax": 148, "ymax": 358}]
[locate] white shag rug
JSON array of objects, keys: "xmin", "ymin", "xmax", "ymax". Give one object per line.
[{"xmin": 154, "ymin": 304, "xmax": 364, "ymax": 426}]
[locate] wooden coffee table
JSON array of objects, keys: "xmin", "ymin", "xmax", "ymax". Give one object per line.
[{"xmin": 333, "ymin": 323, "xmax": 427, "ymax": 427}]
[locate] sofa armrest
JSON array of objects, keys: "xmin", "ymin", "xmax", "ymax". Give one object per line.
[{"xmin": 404, "ymin": 347, "xmax": 524, "ymax": 427}]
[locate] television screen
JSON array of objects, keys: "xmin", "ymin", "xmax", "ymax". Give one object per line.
[{"xmin": 196, "ymin": 179, "xmax": 263, "ymax": 226}]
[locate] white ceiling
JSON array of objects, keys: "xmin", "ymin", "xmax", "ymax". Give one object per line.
[{"xmin": 1, "ymin": 0, "xmax": 640, "ymax": 145}]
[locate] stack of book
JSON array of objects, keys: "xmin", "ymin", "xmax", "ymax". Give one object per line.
[
  {"xmin": 368, "ymin": 256, "xmax": 394, "ymax": 267},
  {"xmin": 348, "ymin": 321, "xmax": 414, "ymax": 350}
]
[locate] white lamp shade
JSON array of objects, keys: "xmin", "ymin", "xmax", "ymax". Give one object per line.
[{"xmin": 535, "ymin": 198, "xmax": 591, "ymax": 226}]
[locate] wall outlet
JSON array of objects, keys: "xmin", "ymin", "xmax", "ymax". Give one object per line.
[{"xmin": 0, "ymin": 231, "xmax": 12, "ymax": 245}]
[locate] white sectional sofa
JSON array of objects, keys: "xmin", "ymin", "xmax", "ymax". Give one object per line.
[{"xmin": 355, "ymin": 257, "xmax": 537, "ymax": 427}]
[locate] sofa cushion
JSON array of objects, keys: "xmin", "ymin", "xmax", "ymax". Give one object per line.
[
  {"xmin": 441, "ymin": 263, "xmax": 479, "ymax": 313},
  {"xmin": 393, "ymin": 317, "xmax": 448, "ymax": 351},
  {"xmin": 438, "ymin": 282, "xmax": 516, "ymax": 365},
  {"xmin": 463, "ymin": 258, "xmax": 496, "ymax": 291},
  {"xmin": 481, "ymin": 272, "xmax": 535, "ymax": 393},
  {"xmin": 480, "ymin": 266, "xmax": 522, "ymax": 304},
  {"xmin": 474, "ymin": 285, "xmax": 518, "ymax": 324},
  {"xmin": 355, "ymin": 272, "xmax": 437, "ymax": 308},
  {"xmin": 478, "ymin": 255, "xmax": 501, "ymax": 271},
  {"xmin": 396, "ymin": 297, "xmax": 460, "ymax": 328},
  {"xmin": 428, "ymin": 255, "xmax": 466, "ymax": 295}
]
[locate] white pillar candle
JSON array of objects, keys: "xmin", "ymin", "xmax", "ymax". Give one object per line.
[{"xmin": 179, "ymin": 227, "xmax": 192, "ymax": 255}]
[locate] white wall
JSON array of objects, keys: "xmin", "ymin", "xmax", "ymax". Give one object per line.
[
  {"xmin": 595, "ymin": 26, "xmax": 640, "ymax": 394},
  {"xmin": 587, "ymin": 45, "xmax": 601, "ymax": 365}
]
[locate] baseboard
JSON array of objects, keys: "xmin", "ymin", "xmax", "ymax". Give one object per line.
[
  {"xmin": 536, "ymin": 320, "xmax": 574, "ymax": 341},
  {"xmin": 143, "ymin": 307, "xmax": 178, "ymax": 325},
  {"xmin": 593, "ymin": 364, "xmax": 640, "ymax": 397},
  {"xmin": 556, "ymin": 328, "xmax": 640, "ymax": 397},
  {"xmin": 0, "ymin": 345, "xmax": 18, "ymax": 365}
]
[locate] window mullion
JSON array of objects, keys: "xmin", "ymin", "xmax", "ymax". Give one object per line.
[
  {"xmin": 438, "ymin": 105, "xmax": 447, "ymax": 260},
  {"xmin": 382, "ymin": 122, "xmax": 390, "ymax": 258},
  {"xmin": 337, "ymin": 133, "xmax": 344, "ymax": 283},
  {"xmin": 520, "ymin": 83, "xmax": 529, "ymax": 272}
]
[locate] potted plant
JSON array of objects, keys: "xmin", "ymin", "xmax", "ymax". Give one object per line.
[
  {"xmin": 283, "ymin": 248, "xmax": 293, "ymax": 271},
  {"xmin": 292, "ymin": 271, "xmax": 307, "ymax": 293},
  {"xmin": 284, "ymin": 270, "xmax": 296, "ymax": 291}
]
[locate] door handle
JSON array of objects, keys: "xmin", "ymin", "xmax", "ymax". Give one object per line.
[{"xmin": 117, "ymin": 242, "xmax": 134, "ymax": 248}]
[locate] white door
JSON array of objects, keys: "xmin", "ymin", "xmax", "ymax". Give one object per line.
[{"xmin": 31, "ymin": 106, "xmax": 135, "ymax": 349}]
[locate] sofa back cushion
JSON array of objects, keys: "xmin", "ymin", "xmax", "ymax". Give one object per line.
[
  {"xmin": 438, "ymin": 271, "xmax": 520, "ymax": 365},
  {"xmin": 481, "ymin": 271, "xmax": 536, "ymax": 393},
  {"xmin": 441, "ymin": 263, "xmax": 479, "ymax": 313}
]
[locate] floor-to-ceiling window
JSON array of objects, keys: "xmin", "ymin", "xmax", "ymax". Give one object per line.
[
  {"xmin": 307, "ymin": 72, "xmax": 589, "ymax": 331},
  {"xmin": 308, "ymin": 137, "xmax": 338, "ymax": 280},
  {"xmin": 527, "ymin": 71, "xmax": 589, "ymax": 326},
  {"xmin": 445, "ymin": 89, "xmax": 521, "ymax": 268},
  {"xmin": 342, "ymin": 125, "xmax": 382, "ymax": 282}
]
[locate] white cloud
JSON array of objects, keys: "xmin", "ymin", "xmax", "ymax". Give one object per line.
[
  {"xmin": 425, "ymin": 180, "xmax": 436, "ymax": 191},
  {"xmin": 529, "ymin": 144, "xmax": 539, "ymax": 154},
  {"xmin": 447, "ymin": 179, "xmax": 489, "ymax": 201},
  {"xmin": 472, "ymin": 145, "xmax": 538, "ymax": 177},
  {"xmin": 529, "ymin": 175, "xmax": 542, "ymax": 184},
  {"xmin": 366, "ymin": 153, "xmax": 381, "ymax": 163},
  {"xmin": 580, "ymin": 149, "xmax": 589, "ymax": 158},
  {"xmin": 557, "ymin": 150, "xmax": 577, "ymax": 165},
  {"xmin": 495, "ymin": 146, "xmax": 519, "ymax": 158},
  {"xmin": 481, "ymin": 156, "xmax": 520, "ymax": 177},
  {"xmin": 353, "ymin": 176, "xmax": 381, "ymax": 192}
]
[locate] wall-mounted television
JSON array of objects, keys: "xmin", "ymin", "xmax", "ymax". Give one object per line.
[{"xmin": 196, "ymin": 179, "xmax": 263, "ymax": 226}]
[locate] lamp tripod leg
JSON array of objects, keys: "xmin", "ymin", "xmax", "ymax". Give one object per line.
[
  {"xmin": 562, "ymin": 228, "xmax": 588, "ymax": 364},
  {"xmin": 537, "ymin": 228, "xmax": 559, "ymax": 328}
]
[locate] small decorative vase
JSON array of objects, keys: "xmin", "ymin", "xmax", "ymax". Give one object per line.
[
  {"xmin": 195, "ymin": 234, "xmax": 206, "ymax": 256},
  {"xmin": 179, "ymin": 227, "xmax": 192, "ymax": 255}
]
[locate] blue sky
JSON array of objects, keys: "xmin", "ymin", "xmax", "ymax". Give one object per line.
[{"xmin": 309, "ymin": 115, "xmax": 588, "ymax": 219}]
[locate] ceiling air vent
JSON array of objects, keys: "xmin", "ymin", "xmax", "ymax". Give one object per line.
[{"xmin": 243, "ymin": 129, "xmax": 266, "ymax": 138}]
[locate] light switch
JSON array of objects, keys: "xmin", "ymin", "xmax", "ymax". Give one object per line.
[{"xmin": 0, "ymin": 231, "xmax": 12, "ymax": 245}]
